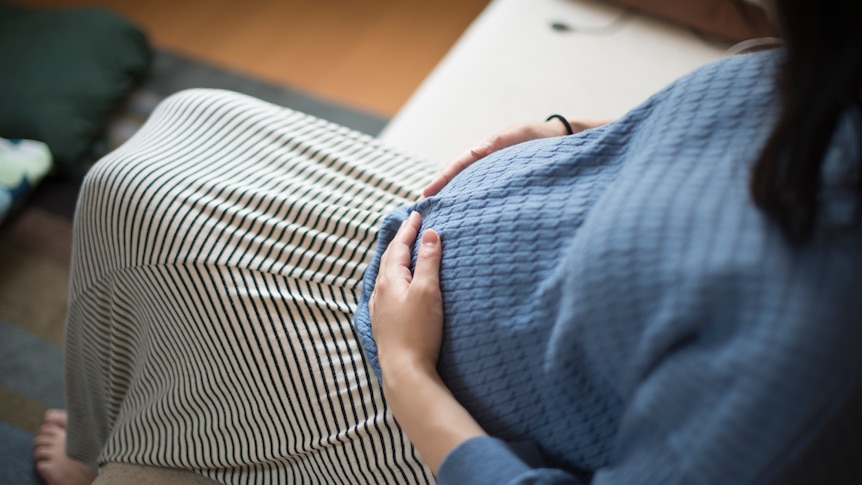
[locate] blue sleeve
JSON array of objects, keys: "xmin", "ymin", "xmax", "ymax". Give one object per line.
[{"xmin": 438, "ymin": 437, "xmax": 588, "ymax": 485}]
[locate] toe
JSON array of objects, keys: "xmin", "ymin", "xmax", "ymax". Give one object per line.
[
  {"xmin": 35, "ymin": 460, "xmax": 49, "ymax": 473},
  {"xmin": 44, "ymin": 409, "xmax": 68, "ymax": 427},
  {"xmin": 33, "ymin": 434, "xmax": 53, "ymax": 447},
  {"xmin": 38, "ymin": 422, "xmax": 62, "ymax": 437},
  {"xmin": 33, "ymin": 444, "xmax": 51, "ymax": 461}
]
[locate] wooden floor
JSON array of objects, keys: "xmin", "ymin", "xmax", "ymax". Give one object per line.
[{"xmin": 13, "ymin": 0, "xmax": 490, "ymax": 117}]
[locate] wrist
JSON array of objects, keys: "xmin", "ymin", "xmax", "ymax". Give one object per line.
[
  {"xmin": 545, "ymin": 114, "xmax": 574, "ymax": 135},
  {"xmin": 380, "ymin": 354, "xmax": 440, "ymax": 394},
  {"xmin": 378, "ymin": 352, "xmax": 486, "ymax": 474}
]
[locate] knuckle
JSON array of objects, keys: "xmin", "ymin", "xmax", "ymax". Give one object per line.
[
  {"xmin": 417, "ymin": 256, "xmax": 441, "ymax": 273},
  {"xmin": 412, "ymin": 276, "xmax": 439, "ymax": 295},
  {"xmin": 413, "ymin": 285, "xmax": 441, "ymax": 304},
  {"xmin": 488, "ymin": 134, "xmax": 505, "ymax": 148},
  {"xmin": 418, "ymin": 243, "xmax": 440, "ymax": 258},
  {"xmin": 375, "ymin": 274, "xmax": 390, "ymax": 290}
]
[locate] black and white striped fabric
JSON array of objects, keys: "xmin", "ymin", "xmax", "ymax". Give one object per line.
[{"xmin": 64, "ymin": 89, "xmax": 437, "ymax": 484}]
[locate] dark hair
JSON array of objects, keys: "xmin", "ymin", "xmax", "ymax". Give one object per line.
[{"xmin": 750, "ymin": 0, "xmax": 862, "ymax": 242}]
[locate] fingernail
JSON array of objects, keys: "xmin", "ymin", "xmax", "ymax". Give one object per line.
[{"xmin": 421, "ymin": 229, "xmax": 439, "ymax": 246}]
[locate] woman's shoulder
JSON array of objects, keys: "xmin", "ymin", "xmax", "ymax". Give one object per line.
[
  {"xmin": 679, "ymin": 48, "xmax": 784, "ymax": 88},
  {"xmin": 628, "ymin": 48, "xmax": 783, "ymax": 115}
]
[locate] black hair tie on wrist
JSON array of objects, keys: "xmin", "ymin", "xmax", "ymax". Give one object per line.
[{"xmin": 546, "ymin": 114, "xmax": 574, "ymax": 135}]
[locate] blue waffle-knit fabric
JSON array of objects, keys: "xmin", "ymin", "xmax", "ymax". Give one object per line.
[{"xmin": 353, "ymin": 50, "xmax": 862, "ymax": 484}]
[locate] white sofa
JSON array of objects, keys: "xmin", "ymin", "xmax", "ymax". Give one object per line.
[
  {"xmin": 381, "ymin": 0, "xmax": 730, "ymax": 169},
  {"xmin": 93, "ymin": 1, "xmax": 748, "ymax": 483}
]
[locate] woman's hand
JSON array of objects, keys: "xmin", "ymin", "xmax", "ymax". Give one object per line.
[
  {"xmin": 370, "ymin": 211, "xmax": 444, "ymax": 376},
  {"xmin": 369, "ymin": 211, "xmax": 486, "ymax": 472},
  {"xmin": 421, "ymin": 117, "xmax": 612, "ymax": 197}
]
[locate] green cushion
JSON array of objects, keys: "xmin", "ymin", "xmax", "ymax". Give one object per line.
[{"xmin": 0, "ymin": 6, "xmax": 152, "ymax": 175}]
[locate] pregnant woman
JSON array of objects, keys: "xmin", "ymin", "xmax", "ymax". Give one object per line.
[{"xmin": 34, "ymin": 0, "xmax": 861, "ymax": 483}]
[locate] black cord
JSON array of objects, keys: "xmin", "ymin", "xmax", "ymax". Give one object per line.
[{"xmin": 550, "ymin": 9, "xmax": 634, "ymax": 36}]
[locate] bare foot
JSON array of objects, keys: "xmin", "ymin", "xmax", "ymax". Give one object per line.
[{"xmin": 33, "ymin": 410, "xmax": 97, "ymax": 485}]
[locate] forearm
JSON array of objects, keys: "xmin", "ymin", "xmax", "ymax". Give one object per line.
[
  {"xmin": 381, "ymin": 360, "xmax": 486, "ymax": 473},
  {"xmin": 569, "ymin": 117, "xmax": 615, "ymax": 132}
]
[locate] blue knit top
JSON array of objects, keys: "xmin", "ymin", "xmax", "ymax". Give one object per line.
[{"xmin": 353, "ymin": 50, "xmax": 862, "ymax": 484}]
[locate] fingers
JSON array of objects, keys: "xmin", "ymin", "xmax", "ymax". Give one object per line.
[
  {"xmin": 377, "ymin": 213, "xmax": 423, "ymax": 295},
  {"xmin": 469, "ymin": 137, "xmax": 497, "ymax": 160},
  {"xmin": 422, "ymin": 134, "xmax": 503, "ymax": 197},
  {"xmin": 370, "ymin": 212, "xmax": 444, "ymax": 373},
  {"xmin": 394, "ymin": 211, "xmax": 422, "ymax": 246},
  {"xmin": 380, "ymin": 214, "xmax": 418, "ymax": 266},
  {"xmin": 412, "ymin": 229, "xmax": 442, "ymax": 295},
  {"xmin": 422, "ymin": 150, "xmax": 478, "ymax": 198},
  {"xmin": 376, "ymin": 212, "xmax": 441, "ymax": 297},
  {"xmin": 422, "ymin": 123, "xmax": 548, "ymax": 197}
]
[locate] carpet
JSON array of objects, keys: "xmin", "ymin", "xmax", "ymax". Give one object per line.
[{"xmin": 0, "ymin": 48, "xmax": 389, "ymax": 483}]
